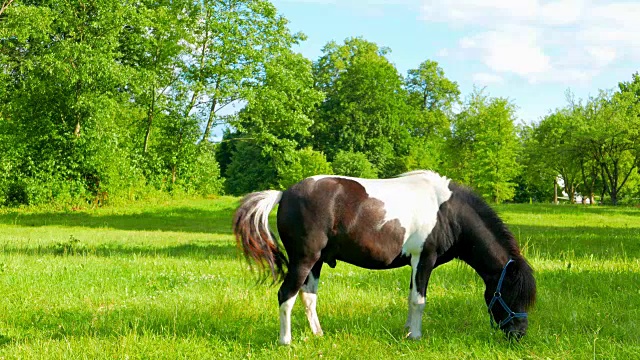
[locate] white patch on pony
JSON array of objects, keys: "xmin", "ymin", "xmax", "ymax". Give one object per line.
[
  {"xmin": 250, "ymin": 190, "xmax": 283, "ymax": 245},
  {"xmin": 311, "ymin": 170, "xmax": 452, "ymax": 256},
  {"xmin": 279, "ymin": 294, "xmax": 298, "ymax": 345},
  {"xmin": 299, "ymin": 272, "xmax": 323, "ymax": 335},
  {"xmin": 407, "ymin": 254, "xmax": 426, "ymax": 339}
]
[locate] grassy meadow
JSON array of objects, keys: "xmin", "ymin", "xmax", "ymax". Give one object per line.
[{"xmin": 0, "ymin": 198, "xmax": 638, "ymax": 359}]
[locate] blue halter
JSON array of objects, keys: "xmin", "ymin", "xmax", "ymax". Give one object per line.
[{"xmin": 488, "ymin": 259, "xmax": 528, "ymax": 329}]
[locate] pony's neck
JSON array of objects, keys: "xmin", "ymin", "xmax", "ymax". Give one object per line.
[
  {"xmin": 463, "ymin": 244, "xmax": 513, "ymax": 285},
  {"xmin": 456, "ymin": 214, "xmax": 516, "ymax": 284}
]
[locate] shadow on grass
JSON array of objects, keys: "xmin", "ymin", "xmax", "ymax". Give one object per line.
[
  {"xmin": 0, "ymin": 242, "xmax": 241, "ymax": 260},
  {"xmin": 508, "ymin": 224, "xmax": 640, "ymax": 258},
  {"xmin": 0, "ymin": 207, "xmax": 236, "ymax": 234}
]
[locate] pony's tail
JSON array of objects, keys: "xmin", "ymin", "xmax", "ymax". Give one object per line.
[{"xmin": 233, "ymin": 190, "xmax": 287, "ymax": 283}]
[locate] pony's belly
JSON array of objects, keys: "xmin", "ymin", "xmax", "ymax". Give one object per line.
[
  {"xmin": 334, "ymin": 251, "xmax": 409, "ymax": 270},
  {"xmin": 328, "ymin": 224, "xmax": 406, "ymax": 269}
]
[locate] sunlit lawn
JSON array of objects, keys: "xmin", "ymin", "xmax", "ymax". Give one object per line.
[{"xmin": 0, "ymin": 199, "xmax": 638, "ymax": 359}]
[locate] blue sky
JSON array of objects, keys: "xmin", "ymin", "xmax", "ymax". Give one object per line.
[{"xmin": 270, "ymin": 0, "xmax": 640, "ymax": 124}]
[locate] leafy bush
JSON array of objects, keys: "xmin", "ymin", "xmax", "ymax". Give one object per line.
[
  {"xmin": 331, "ymin": 151, "xmax": 378, "ymax": 178},
  {"xmin": 277, "ymin": 147, "xmax": 333, "ymax": 189},
  {"xmin": 182, "ymin": 143, "xmax": 225, "ymax": 196}
]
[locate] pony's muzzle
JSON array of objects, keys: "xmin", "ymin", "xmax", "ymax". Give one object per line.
[{"xmin": 504, "ymin": 325, "xmax": 526, "ymax": 341}]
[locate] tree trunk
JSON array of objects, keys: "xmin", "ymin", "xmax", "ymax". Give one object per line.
[
  {"xmin": 600, "ymin": 163, "xmax": 608, "ymax": 205},
  {"xmin": 172, "ymin": 124, "xmax": 185, "ymax": 185},
  {"xmin": 0, "ymin": 0, "xmax": 16, "ymax": 17},
  {"xmin": 568, "ymin": 184, "xmax": 575, "ymax": 204},
  {"xmin": 74, "ymin": 120, "xmax": 81, "ymax": 137},
  {"xmin": 73, "ymin": 79, "xmax": 82, "ymax": 137},
  {"xmin": 143, "ymin": 93, "xmax": 155, "ymax": 153},
  {"xmin": 144, "ymin": 45, "xmax": 161, "ymax": 153},
  {"xmin": 183, "ymin": 12, "xmax": 210, "ymax": 119},
  {"xmin": 611, "ymin": 160, "xmax": 619, "ymax": 205},
  {"xmin": 554, "ymin": 178, "xmax": 558, "ymax": 204},
  {"xmin": 201, "ymin": 96, "xmax": 218, "ymax": 143}
]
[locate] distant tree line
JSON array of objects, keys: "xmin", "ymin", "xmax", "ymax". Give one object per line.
[
  {"xmin": 1, "ymin": 0, "xmax": 639, "ymax": 206},
  {"xmin": 520, "ymin": 79, "xmax": 640, "ymax": 205}
]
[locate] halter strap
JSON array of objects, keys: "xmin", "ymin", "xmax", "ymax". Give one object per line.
[{"xmin": 488, "ymin": 259, "xmax": 528, "ymax": 329}]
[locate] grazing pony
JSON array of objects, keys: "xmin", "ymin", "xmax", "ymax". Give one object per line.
[{"xmin": 233, "ymin": 170, "xmax": 536, "ymax": 345}]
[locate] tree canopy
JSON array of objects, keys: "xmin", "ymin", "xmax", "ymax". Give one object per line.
[{"xmin": 1, "ymin": 0, "xmax": 639, "ymax": 206}]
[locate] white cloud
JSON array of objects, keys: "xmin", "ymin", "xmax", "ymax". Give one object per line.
[
  {"xmin": 436, "ymin": 48, "xmax": 449, "ymax": 57},
  {"xmin": 281, "ymin": 0, "xmax": 418, "ymax": 6},
  {"xmin": 419, "ymin": 0, "xmax": 639, "ymax": 84},
  {"xmin": 539, "ymin": 0, "xmax": 586, "ymax": 25},
  {"xmin": 585, "ymin": 46, "xmax": 617, "ymax": 67},
  {"xmin": 472, "ymin": 72, "xmax": 505, "ymax": 85},
  {"xmin": 278, "ymin": 0, "xmax": 422, "ymax": 17},
  {"xmin": 460, "ymin": 26, "xmax": 551, "ymax": 77},
  {"xmin": 421, "ymin": 0, "xmax": 538, "ymax": 26}
]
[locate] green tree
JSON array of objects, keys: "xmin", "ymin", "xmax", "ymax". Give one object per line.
[
  {"xmin": 233, "ymin": 51, "xmax": 323, "ymax": 154},
  {"xmin": 405, "ymin": 59, "xmax": 460, "ymax": 134},
  {"xmin": 447, "ymin": 89, "xmax": 521, "ymax": 203},
  {"xmin": 224, "ymin": 141, "xmax": 277, "ymax": 196},
  {"xmin": 277, "ymin": 147, "xmax": 332, "ymax": 189},
  {"xmin": 182, "ymin": 0, "xmax": 303, "ymax": 143},
  {"xmin": 225, "ymin": 50, "xmax": 323, "ymax": 193},
  {"xmin": 617, "ymin": 72, "xmax": 640, "ymax": 184},
  {"xmin": 311, "ymin": 37, "xmax": 411, "ymax": 177},
  {"xmin": 404, "ymin": 60, "xmax": 460, "ymax": 172},
  {"xmin": 0, "ymin": 0, "xmax": 238, "ymax": 205},
  {"xmin": 332, "ymin": 151, "xmax": 378, "ymax": 178},
  {"xmin": 513, "ymin": 124, "xmax": 555, "ymax": 203},
  {"xmin": 529, "ymin": 109, "xmax": 583, "ymax": 203},
  {"xmin": 0, "ymin": 0, "xmax": 142, "ymax": 204},
  {"xmin": 576, "ymin": 90, "xmax": 640, "ymax": 205},
  {"xmin": 117, "ymin": 0, "xmax": 195, "ymax": 154}
]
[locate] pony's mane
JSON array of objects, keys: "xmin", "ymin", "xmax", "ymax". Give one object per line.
[
  {"xmin": 397, "ymin": 169, "xmax": 445, "ymax": 180},
  {"xmin": 450, "ymin": 182, "xmax": 537, "ymax": 309},
  {"xmin": 449, "ymin": 182, "xmax": 519, "ymax": 256}
]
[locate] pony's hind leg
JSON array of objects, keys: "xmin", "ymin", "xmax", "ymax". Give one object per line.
[
  {"xmin": 300, "ymin": 261, "xmax": 324, "ymax": 336},
  {"xmin": 277, "ymin": 255, "xmax": 320, "ymax": 345}
]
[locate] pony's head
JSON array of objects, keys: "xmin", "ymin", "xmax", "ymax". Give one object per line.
[{"xmin": 484, "ymin": 257, "xmax": 536, "ymax": 340}]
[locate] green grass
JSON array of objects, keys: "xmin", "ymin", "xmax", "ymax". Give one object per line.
[{"xmin": 0, "ymin": 199, "xmax": 638, "ymax": 359}]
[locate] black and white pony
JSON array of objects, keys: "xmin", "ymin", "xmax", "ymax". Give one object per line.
[{"xmin": 233, "ymin": 170, "xmax": 536, "ymax": 345}]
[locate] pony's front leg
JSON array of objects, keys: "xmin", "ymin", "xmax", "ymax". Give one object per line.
[{"xmin": 406, "ymin": 250, "xmax": 437, "ymax": 340}]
